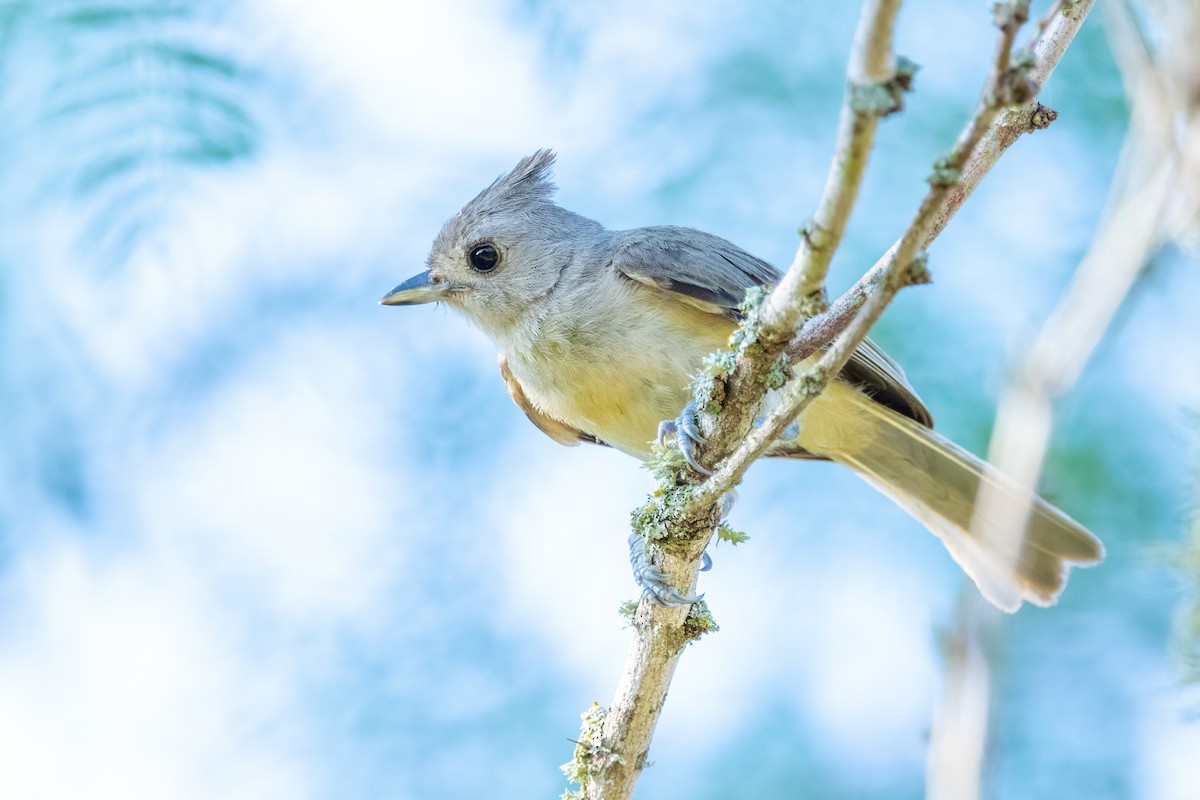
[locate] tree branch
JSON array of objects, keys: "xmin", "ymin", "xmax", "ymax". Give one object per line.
[
  {"xmin": 968, "ymin": 0, "xmax": 1192, "ymax": 602},
  {"xmin": 769, "ymin": 0, "xmax": 908, "ymax": 322},
  {"xmin": 925, "ymin": 591, "xmax": 995, "ymax": 800},
  {"xmin": 569, "ymin": 2, "xmax": 1099, "ymax": 798},
  {"xmin": 693, "ymin": 0, "xmax": 1085, "ymax": 509}
]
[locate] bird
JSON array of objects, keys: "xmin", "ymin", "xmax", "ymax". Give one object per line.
[{"xmin": 381, "ymin": 150, "xmax": 1103, "ymax": 612}]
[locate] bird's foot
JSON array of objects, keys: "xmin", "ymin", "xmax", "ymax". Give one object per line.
[
  {"xmin": 628, "ymin": 532, "xmax": 704, "ymax": 607},
  {"xmin": 656, "ymin": 400, "xmax": 712, "ymax": 476}
]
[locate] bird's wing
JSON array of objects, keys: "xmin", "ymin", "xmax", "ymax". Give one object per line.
[
  {"xmin": 610, "ymin": 226, "xmax": 782, "ymax": 319},
  {"xmin": 498, "ymin": 353, "xmax": 607, "ymax": 447},
  {"xmin": 610, "ymin": 225, "xmax": 933, "ymax": 427},
  {"xmin": 837, "ymin": 337, "xmax": 934, "ymax": 428}
]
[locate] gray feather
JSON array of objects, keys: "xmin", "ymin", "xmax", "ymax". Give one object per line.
[
  {"xmin": 610, "ymin": 226, "xmax": 781, "ymax": 318},
  {"xmin": 609, "ymin": 224, "xmax": 932, "ymax": 427}
]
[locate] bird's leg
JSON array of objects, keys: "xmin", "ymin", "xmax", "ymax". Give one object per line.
[
  {"xmin": 628, "ymin": 532, "xmax": 704, "ymax": 607},
  {"xmin": 638, "ymin": 406, "xmax": 744, "ymax": 600},
  {"xmin": 656, "ymin": 400, "xmax": 712, "ymax": 476}
]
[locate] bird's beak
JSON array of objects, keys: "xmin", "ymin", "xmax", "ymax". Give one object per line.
[{"xmin": 379, "ymin": 271, "xmax": 456, "ymax": 306}]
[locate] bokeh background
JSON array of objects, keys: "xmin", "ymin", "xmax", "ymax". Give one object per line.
[{"xmin": 1, "ymin": 1, "xmax": 1197, "ymax": 798}]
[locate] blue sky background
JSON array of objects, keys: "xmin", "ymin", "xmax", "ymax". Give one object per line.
[{"xmin": 1, "ymin": 1, "xmax": 1198, "ymax": 798}]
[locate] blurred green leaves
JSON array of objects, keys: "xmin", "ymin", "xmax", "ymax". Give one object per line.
[
  {"xmin": 1175, "ymin": 466, "xmax": 1200, "ymax": 685},
  {"xmin": 0, "ymin": 0, "xmax": 259, "ymax": 266}
]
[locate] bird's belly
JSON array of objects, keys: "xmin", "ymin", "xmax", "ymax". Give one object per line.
[
  {"xmin": 507, "ymin": 305, "xmax": 732, "ymax": 459},
  {"xmin": 516, "ymin": 350, "xmax": 694, "ymax": 458}
]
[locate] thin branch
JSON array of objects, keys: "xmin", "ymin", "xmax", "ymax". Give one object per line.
[
  {"xmin": 690, "ymin": 250, "xmax": 928, "ymax": 511},
  {"xmin": 969, "ymin": 159, "xmax": 1172, "ymax": 566},
  {"xmin": 969, "ymin": 0, "xmax": 1193, "ymax": 592},
  {"xmin": 576, "ymin": 3, "xmax": 911, "ymax": 797},
  {"xmin": 933, "ymin": 2, "xmax": 1198, "ymax": 794},
  {"xmin": 783, "ymin": 0, "xmax": 1098, "ymax": 367},
  {"xmin": 767, "ymin": 0, "xmax": 906, "ymax": 322},
  {"xmin": 681, "ymin": 1, "xmax": 913, "ymax": 482},
  {"xmin": 925, "ymin": 591, "xmax": 995, "ymax": 800},
  {"xmin": 573, "ymin": 510, "xmax": 717, "ymax": 800},
  {"xmin": 693, "ymin": 0, "xmax": 1080, "ymax": 509}
]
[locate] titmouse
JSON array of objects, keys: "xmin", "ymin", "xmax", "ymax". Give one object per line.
[{"xmin": 382, "ymin": 150, "xmax": 1103, "ymax": 612}]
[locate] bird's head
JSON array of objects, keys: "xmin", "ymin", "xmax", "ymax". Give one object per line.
[{"xmin": 381, "ymin": 150, "xmax": 602, "ymax": 337}]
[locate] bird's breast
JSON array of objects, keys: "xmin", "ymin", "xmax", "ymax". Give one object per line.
[{"xmin": 501, "ymin": 291, "xmax": 733, "ymax": 458}]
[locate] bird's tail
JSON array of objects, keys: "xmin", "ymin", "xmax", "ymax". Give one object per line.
[{"xmin": 796, "ymin": 386, "xmax": 1104, "ymax": 612}]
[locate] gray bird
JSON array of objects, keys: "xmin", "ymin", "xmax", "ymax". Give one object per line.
[{"xmin": 382, "ymin": 150, "xmax": 1103, "ymax": 612}]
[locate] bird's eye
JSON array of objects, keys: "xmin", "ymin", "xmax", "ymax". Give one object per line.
[{"xmin": 468, "ymin": 243, "xmax": 500, "ymax": 272}]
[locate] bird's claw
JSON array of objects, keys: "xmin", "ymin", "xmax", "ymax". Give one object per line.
[
  {"xmin": 656, "ymin": 400, "xmax": 712, "ymax": 476},
  {"xmin": 628, "ymin": 532, "xmax": 704, "ymax": 607}
]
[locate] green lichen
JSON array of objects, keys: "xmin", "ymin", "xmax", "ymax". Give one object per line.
[
  {"xmin": 682, "ymin": 599, "xmax": 719, "ymax": 642},
  {"xmin": 894, "ymin": 55, "xmax": 920, "ymax": 89},
  {"xmin": 738, "ymin": 284, "xmax": 771, "ymax": 317},
  {"xmin": 848, "ymin": 55, "xmax": 919, "ymax": 117},
  {"xmin": 704, "ymin": 349, "xmax": 737, "ymax": 379},
  {"xmin": 690, "ymin": 349, "xmax": 736, "ymax": 417},
  {"xmin": 1011, "ymin": 46, "xmax": 1035, "ymax": 71},
  {"xmin": 848, "ymin": 80, "xmax": 900, "ymax": 115},
  {"xmin": 618, "ymin": 599, "xmax": 639, "ymax": 624},
  {"xmin": 631, "ymin": 493, "xmax": 679, "ymax": 542},
  {"xmin": 631, "ymin": 476, "xmax": 715, "ymax": 543},
  {"xmin": 729, "ymin": 285, "xmax": 772, "ymax": 352},
  {"xmin": 928, "ymin": 155, "xmax": 961, "ymax": 188},
  {"xmin": 561, "ymin": 702, "xmax": 618, "ymax": 799},
  {"xmin": 646, "ymin": 440, "xmax": 691, "ymax": 487},
  {"xmin": 765, "ymin": 352, "xmax": 793, "ymax": 391}
]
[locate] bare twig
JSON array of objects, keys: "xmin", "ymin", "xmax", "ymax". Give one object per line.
[
  {"xmin": 782, "ymin": 0, "xmax": 1099, "ymax": 370},
  {"xmin": 925, "ymin": 592, "xmax": 995, "ymax": 800},
  {"xmin": 693, "ymin": 0, "xmax": 1077, "ymax": 509},
  {"xmin": 969, "ymin": 0, "xmax": 1198, "ymax": 603},
  {"xmin": 968, "ymin": 159, "xmax": 1173, "ymax": 570},
  {"xmin": 768, "ymin": 0, "xmax": 907, "ymax": 322},
  {"xmin": 931, "ymin": 2, "xmax": 1200, "ymax": 797}
]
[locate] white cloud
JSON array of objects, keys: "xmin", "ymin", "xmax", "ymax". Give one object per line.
[
  {"xmin": 127, "ymin": 322, "xmax": 414, "ymax": 624},
  {"xmin": 0, "ymin": 534, "xmax": 314, "ymax": 800}
]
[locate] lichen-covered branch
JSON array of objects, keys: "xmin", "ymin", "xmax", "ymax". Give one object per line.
[
  {"xmin": 570, "ymin": 3, "xmax": 1099, "ymax": 798},
  {"xmin": 668, "ymin": 2, "xmax": 914, "ymax": 490},
  {"xmin": 571, "ymin": 7, "xmax": 911, "ymax": 799},
  {"xmin": 692, "ymin": 0, "xmax": 1088, "ymax": 509}
]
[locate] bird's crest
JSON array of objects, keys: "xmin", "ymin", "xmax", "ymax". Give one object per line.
[
  {"xmin": 428, "ymin": 149, "xmax": 570, "ymax": 270},
  {"xmin": 466, "ymin": 149, "xmax": 557, "ymax": 218}
]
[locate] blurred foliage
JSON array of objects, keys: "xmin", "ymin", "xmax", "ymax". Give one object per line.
[
  {"xmin": 0, "ymin": 0, "xmax": 259, "ymax": 517},
  {"xmin": 1176, "ymin": 463, "xmax": 1200, "ymax": 684},
  {"xmin": 0, "ymin": 0, "xmax": 258, "ymax": 265}
]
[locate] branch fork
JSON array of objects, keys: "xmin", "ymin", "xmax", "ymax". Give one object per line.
[{"xmin": 569, "ymin": 2, "xmax": 1099, "ymax": 797}]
